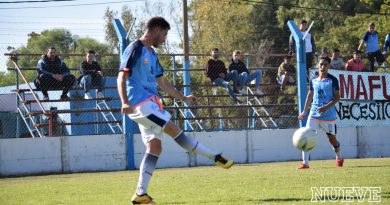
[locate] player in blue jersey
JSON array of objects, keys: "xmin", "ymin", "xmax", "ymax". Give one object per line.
[
  {"xmin": 117, "ymin": 17, "xmax": 233, "ymax": 205},
  {"xmin": 298, "ymin": 56, "xmax": 344, "ymax": 169},
  {"xmin": 358, "ymin": 22, "xmax": 387, "ymax": 71}
]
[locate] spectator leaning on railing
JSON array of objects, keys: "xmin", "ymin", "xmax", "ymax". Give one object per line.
[
  {"xmin": 276, "ymin": 55, "xmax": 296, "ymax": 93},
  {"xmin": 345, "ymin": 50, "xmax": 368, "ymax": 72},
  {"xmin": 330, "ymin": 48, "xmax": 345, "ymax": 70},
  {"xmin": 34, "ymin": 47, "xmax": 76, "ymax": 100}
]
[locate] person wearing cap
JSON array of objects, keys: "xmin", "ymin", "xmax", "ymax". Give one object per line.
[
  {"xmin": 357, "ymin": 22, "xmax": 387, "ymax": 71},
  {"xmin": 330, "ymin": 48, "xmax": 345, "ymax": 70},
  {"xmin": 289, "ymin": 19, "xmax": 316, "ymax": 74},
  {"xmin": 345, "ymin": 50, "xmax": 367, "ymax": 72}
]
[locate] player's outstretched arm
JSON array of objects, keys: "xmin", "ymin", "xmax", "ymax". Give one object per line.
[
  {"xmin": 156, "ymin": 76, "xmax": 197, "ymax": 102},
  {"xmin": 298, "ymin": 90, "xmax": 313, "ymax": 120}
]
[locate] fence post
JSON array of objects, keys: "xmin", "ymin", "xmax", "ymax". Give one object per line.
[
  {"xmin": 113, "ymin": 19, "xmax": 135, "ymax": 170},
  {"xmin": 287, "ymin": 20, "xmax": 307, "ymax": 127}
]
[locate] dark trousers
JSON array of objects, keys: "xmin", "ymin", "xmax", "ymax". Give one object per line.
[
  {"xmin": 367, "ymin": 50, "xmax": 385, "ymax": 71},
  {"xmin": 34, "ymin": 74, "xmax": 76, "ymax": 97}
]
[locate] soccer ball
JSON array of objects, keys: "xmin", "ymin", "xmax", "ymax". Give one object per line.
[{"xmin": 292, "ymin": 127, "xmax": 317, "ymax": 151}]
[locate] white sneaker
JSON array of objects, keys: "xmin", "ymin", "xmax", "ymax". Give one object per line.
[
  {"xmin": 96, "ymin": 92, "xmax": 104, "ymax": 98},
  {"xmin": 84, "ymin": 92, "xmax": 92, "ymax": 99},
  {"xmin": 254, "ymin": 89, "xmax": 264, "ymax": 95},
  {"xmin": 238, "ymin": 89, "xmax": 246, "ymax": 94}
]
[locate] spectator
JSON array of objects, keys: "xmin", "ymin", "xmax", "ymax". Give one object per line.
[
  {"xmin": 277, "ymin": 55, "xmax": 296, "ymax": 93},
  {"xmin": 228, "ymin": 50, "xmax": 263, "ymax": 95},
  {"xmin": 345, "ymin": 50, "xmax": 367, "ymax": 72},
  {"xmin": 289, "ymin": 19, "xmax": 316, "ymax": 74},
  {"xmin": 383, "ymin": 33, "xmax": 390, "ymax": 59},
  {"xmin": 357, "ymin": 22, "xmax": 387, "ymax": 71},
  {"xmin": 79, "ymin": 50, "xmax": 105, "ymax": 99},
  {"xmin": 205, "ymin": 48, "xmax": 241, "ymax": 104},
  {"xmin": 330, "ymin": 48, "xmax": 345, "ymax": 70},
  {"xmin": 34, "ymin": 47, "xmax": 76, "ymax": 100}
]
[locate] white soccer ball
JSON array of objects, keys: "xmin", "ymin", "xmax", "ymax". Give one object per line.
[{"xmin": 292, "ymin": 127, "xmax": 318, "ymax": 151}]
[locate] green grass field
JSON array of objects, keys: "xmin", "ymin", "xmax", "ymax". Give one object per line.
[{"xmin": 1, "ymin": 158, "xmax": 389, "ymax": 205}]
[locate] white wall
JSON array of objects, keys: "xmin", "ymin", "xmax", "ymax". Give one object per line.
[
  {"xmin": 1, "ymin": 127, "xmax": 389, "ymax": 176},
  {"xmin": 133, "ymin": 127, "xmax": 390, "ymax": 168},
  {"xmin": 0, "ymin": 134, "xmax": 126, "ymax": 176}
]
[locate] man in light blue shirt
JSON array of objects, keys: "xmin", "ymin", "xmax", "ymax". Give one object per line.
[
  {"xmin": 117, "ymin": 17, "xmax": 233, "ymax": 205},
  {"xmin": 298, "ymin": 56, "xmax": 344, "ymax": 169},
  {"xmin": 358, "ymin": 22, "xmax": 387, "ymax": 71}
]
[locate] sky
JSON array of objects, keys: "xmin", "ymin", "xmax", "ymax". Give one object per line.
[{"xmin": 0, "ymin": 0, "xmax": 184, "ymax": 72}]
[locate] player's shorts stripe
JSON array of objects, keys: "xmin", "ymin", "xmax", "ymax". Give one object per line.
[{"xmin": 146, "ymin": 114, "xmax": 167, "ymax": 127}]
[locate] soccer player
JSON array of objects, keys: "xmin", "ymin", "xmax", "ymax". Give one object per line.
[
  {"xmin": 297, "ymin": 56, "xmax": 344, "ymax": 169},
  {"xmin": 117, "ymin": 17, "xmax": 233, "ymax": 204}
]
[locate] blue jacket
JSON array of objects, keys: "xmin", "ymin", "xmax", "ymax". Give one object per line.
[{"xmin": 37, "ymin": 55, "xmax": 70, "ymax": 76}]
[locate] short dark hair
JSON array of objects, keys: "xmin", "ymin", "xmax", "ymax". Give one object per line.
[
  {"xmin": 320, "ymin": 56, "xmax": 331, "ymax": 64},
  {"xmin": 48, "ymin": 47, "xmax": 56, "ymax": 51},
  {"xmin": 87, "ymin": 50, "xmax": 95, "ymax": 54},
  {"xmin": 146, "ymin": 17, "xmax": 170, "ymax": 30},
  {"xmin": 368, "ymin": 21, "xmax": 375, "ymax": 27},
  {"xmin": 300, "ymin": 19, "xmax": 307, "ymax": 24},
  {"xmin": 284, "ymin": 55, "xmax": 292, "ymax": 59},
  {"xmin": 212, "ymin": 48, "xmax": 219, "ymax": 52},
  {"xmin": 353, "ymin": 50, "xmax": 362, "ymax": 54},
  {"xmin": 333, "ymin": 48, "xmax": 340, "ymax": 53}
]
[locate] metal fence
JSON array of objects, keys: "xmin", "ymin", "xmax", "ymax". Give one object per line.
[{"xmin": 0, "ymin": 51, "xmax": 299, "ymax": 138}]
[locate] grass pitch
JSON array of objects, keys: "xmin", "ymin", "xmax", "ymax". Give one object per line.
[{"xmin": 1, "ymin": 158, "xmax": 389, "ymax": 205}]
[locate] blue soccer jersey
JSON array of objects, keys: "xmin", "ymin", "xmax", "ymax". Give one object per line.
[
  {"xmin": 362, "ymin": 31, "xmax": 380, "ymax": 53},
  {"xmin": 309, "ymin": 74, "xmax": 339, "ymax": 121},
  {"xmin": 119, "ymin": 40, "xmax": 164, "ymax": 107}
]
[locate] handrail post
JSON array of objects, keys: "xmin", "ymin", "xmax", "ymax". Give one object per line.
[
  {"xmin": 113, "ymin": 18, "xmax": 135, "ymax": 170},
  {"xmin": 287, "ymin": 20, "xmax": 307, "ymax": 127}
]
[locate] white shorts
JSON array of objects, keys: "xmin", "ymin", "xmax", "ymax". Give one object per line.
[
  {"xmin": 306, "ymin": 118, "xmax": 337, "ymax": 135},
  {"xmin": 127, "ymin": 99, "xmax": 171, "ymax": 145}
]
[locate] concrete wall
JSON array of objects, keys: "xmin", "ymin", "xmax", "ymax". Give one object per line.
[
  {"xmin": 133, "ymin": 127, "xmax": 390, "ymax": 168},
  {"xmin": 0, "ymin": 134, "xmax": 126, "ymax": 176},
  {"xmin": 1, "ymin": 127, "xmax": 389, "ymax": 176}
]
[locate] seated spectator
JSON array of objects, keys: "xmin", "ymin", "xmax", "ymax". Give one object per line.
[
  {"xmin": 345, "ymin": 50, "xmax": 368, "ymax": 72},
  {"xmin": 330, "ymin": 48, "xmax": 345, "ymax": 70},
  {"xmin": 79, "ymin": 50, "xmax": 105, "ymax": 99},
  {"xmin": 205, "ymin": 48, "xmax": 241, "ymax": 104},
  {"xmin": 229, "ymin": 50, "xmax": 263, "ymax": 95},
  {"xmin": 34, "ymin": 47, "xmax": 76, "ymax": 100},
  {"xmin": 276, "ymin": 55, "xmax": 296, "ymax": 93}
]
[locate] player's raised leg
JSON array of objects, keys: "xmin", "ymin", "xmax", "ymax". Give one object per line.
[{"xmin": 164, "ymin": 121, "xmax": 234, "ymax": 169}]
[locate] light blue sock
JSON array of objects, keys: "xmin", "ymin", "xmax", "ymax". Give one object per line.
[
  {"xmin": 302, "ymin": 151, "xmax": 310, "ymax": 165},
  {"xmin": 136, "ymin": 153, "xmax": 158, "ymax": 195},
  {"xmin": 174, "ymin": 132, "xmax": 218, "ymax": 160}
]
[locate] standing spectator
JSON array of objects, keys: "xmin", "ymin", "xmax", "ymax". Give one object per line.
[
  {"xmin": 345, "ymin": 50, "xmax": 367, "ymax": 72},
  {"xmin": 330, "ymin": 48, "xmax": 345, "ymax": 70},
  {"xmin": 383, "ymin": 33, "xmax": 390, "ymax": 60},
  {"xmin": 358, "ymin": 22, "xmax": 387, "ymax": 71},
  {"xmin": 277, "ymin": 55, "xmax": 296, "ymax": 93},
  {"xmin": 79, "ymin": 50, "xmax": 105, "ymax": 99},
  {"xmin": 228, "ymin": 50, "xmax": 263, "ymax": 95},
  {"xmin": 34, "ymin": 47, "xmax": 76, "ymax": 100},
  {"xmin": 205, "ymin": 48, "xmax": 241, "ymax": 104},
  {"xmin": 289, "ymin": 19, "xmax": 316, "ymax": 74}
]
